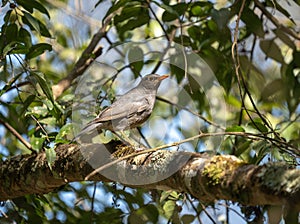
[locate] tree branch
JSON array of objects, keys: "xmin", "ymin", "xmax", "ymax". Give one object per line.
[
  {"xmin": 0, "ymin": 142, "xmax": 299, "ymax": 211},
  {"xmin": 51, "ymin": 15, "xmax": 113, "ymax": 99},
  {"xmin": 0, "ymin": 119, "xmax": 33, "ymax": 152},
  {"xmin": 253, "ymin": 0, "xmax": 300, "ymax": 40}
]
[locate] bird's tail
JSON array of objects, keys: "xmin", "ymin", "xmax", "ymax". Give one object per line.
[{"xmin": 73, "ymin": 122, "xmax": 103, "ymax": 143}]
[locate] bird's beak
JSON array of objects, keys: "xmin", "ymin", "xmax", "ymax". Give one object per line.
[{"xmin": 159, "ymin": 74, "xmax": 169, "ymax": 81}]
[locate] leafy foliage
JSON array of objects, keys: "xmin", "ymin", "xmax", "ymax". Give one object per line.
[{"xmin": 1, "ymin": 0, "xmax": 300, "ymax": 223}]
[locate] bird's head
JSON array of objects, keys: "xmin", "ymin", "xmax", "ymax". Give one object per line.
[{"xmin": 140, "ymin": 74, "xmax": 169, "ymax": 90}]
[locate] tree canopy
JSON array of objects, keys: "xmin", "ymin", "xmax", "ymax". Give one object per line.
[{"xmin": 0, "ymin": 0, "xmax": 300, "ymax": 223}]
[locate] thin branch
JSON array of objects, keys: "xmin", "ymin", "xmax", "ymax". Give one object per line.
[
  {"xmin": 45, "ymin": 0, "xmax": 102, "ymax": 28},
  {"xmin": 52, "ymin": 14, "xmax": 114, "ymax": 99},
  {"xmin": 231, "ymin": 0, "xmax": 283, "ymax": 147},
  {"xmin": 148, "ymin": 2, "xmax": 170, "ymax": 41},
  {"xmin": 253, "ymin": 0, "xmax": 300, "ymax": 40},
  {"xmin": 200, "ymin": 202, "xmax": 217, "ymax": 224},
  {"xmin": 157, "ymin": 96, "xmax": 225, "ymax": 130},
  {"xmin": 90, "ymin": 182, "xmax": 97, "ymax": 223},
  {"xmin": 0, "ymin": 118, "xmax": 34, "ymax": 153}
]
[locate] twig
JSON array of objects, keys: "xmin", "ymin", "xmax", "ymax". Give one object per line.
[
  {"xmin": 231, "ymin": 0, "xmax": 281, "ymax": 141},
  {"xmin": 253, "ymin": 0, "xmax": 300, "ymax": 40},
  {"xmin": 148, "ymin": 2, "xmax": 170, "ymax": 41},
  {"xmin": 200, "ymin": 202, "xmax": 217, "ymax": 224},
  {"xmin": 45, "ymin": 0, "xmax": 102, "ymax": 28},
  {"xmin": 157, "ymin": 96, "xmax": 225, "ymax": 130},
  {"xmin": 0, "ymin": 118, "xmax": 34, "ymax": 153},
  {"xmin": 90, "ymin": 182, "xmax": 97, "ymax": 223},
  {"xmin": 52, "ymin": 14, "xmax": 114, "ymax": 99}
]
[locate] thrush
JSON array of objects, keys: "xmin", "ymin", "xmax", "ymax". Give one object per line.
[{"xmin": 75, "ymin": 74, "xmax": 168, "ymax": 142}]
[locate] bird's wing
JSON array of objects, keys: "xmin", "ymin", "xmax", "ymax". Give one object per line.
[{"xmin": 94, "ymin": 93, "xmax": 151, "ymax": 122}]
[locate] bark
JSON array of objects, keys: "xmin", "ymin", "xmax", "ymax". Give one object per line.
[{"xmin": 0, "ymin": 142, "xmax": 299, "ymax": 211}]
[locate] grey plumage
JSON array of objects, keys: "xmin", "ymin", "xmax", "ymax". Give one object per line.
[{"xmin": 75, "ymin": 74, "xmax": 168, "ymax": 141}]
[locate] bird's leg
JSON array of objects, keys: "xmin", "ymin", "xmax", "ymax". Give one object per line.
[{"xmin": 113, "ymin": 130, "xmax": 138, "ymax": 147}]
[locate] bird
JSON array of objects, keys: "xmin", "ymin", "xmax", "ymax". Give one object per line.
[{"xmin": 75, "ymin": 74, "xmax": 169, "ymax": 142}]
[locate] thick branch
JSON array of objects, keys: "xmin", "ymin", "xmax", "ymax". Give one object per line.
[{"xmin": 0, "ymin": 142, "xmax": 299, "ymax": 210}]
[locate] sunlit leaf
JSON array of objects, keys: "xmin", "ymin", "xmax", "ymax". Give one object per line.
[
  {"xmin": 39, "ymin": 117, "xmax": 56, "ymax": 125},
  {"xmin": 30, "ymin": 135, "xmax": 45, "ymax": 151},
  {"xmin": 26, "ymin": 106, "xmax": 48, "ymax": 117},
  {"xmin": 163, "ymin": 200, "xmax": 176, "ymax": 219},
  {"xmin": 55, "ymin": 123, "xmax": 74, "ymax": 141},
  {"xmin": 45, "ymin": 147, "xmax": 56, "ymax": 169},
  {"xmin": 273, "ymin": 28, "xmax": 296, "ymax": 49},
  {"xmin": 26, "ymin": 43, "xmax": 52, "ymax": 59},
  {"xmin": 226, "ymin": 125, "xmax": 245, "ymax": 132},
  {"xmin": 17, "ymin": 0, "xmax": 50, "ymax": 18},
  {"xmin": 260, "ymin": 39, "xmax": 284, "ymax": 63},
  {"xmin": 23, "ymin": 11, "xmax": 40, "ymax": 33}
]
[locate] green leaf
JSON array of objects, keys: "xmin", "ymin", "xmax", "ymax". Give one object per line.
[
  {"xmin": 273, "ymin": 28, "xmax": 296, "ymax": 50},
  {"xmin": 211, "ymin": 8, "xmax": 233, "ymax": 30},
  {"xmin": 39, "ymin": 117, "xmax": 56, "ymax": 126},
  {"xmin": 17, "ymin": 0, "xmax": 50, "ymax": 18},
  {"xmin": 43, "ymin": 99, "xmax": 54, "ymax": 110},
  {"xmin": 5, "ymin": 23, "xmax": 18, "ymax": 40},
  {"xmin": 38, "ymin": 20, "xmax": 51, "ymax": 37},
  {"xmin": 117, "ymin": 13, "xmax": 150, "ymax": 39},
  {"xmin": 114, "ymin": 6, "xmax": 141, "ymax": 24},
  {"xmin": 45, "ymin": 147, "xmax": 56, "ymax": 169},
  {"xmin": 128, "ymin": 46, "xmax": 144, "ymax": 74},
  {"xmin": 249, "ymin": 121, "xmax": 268, "ymax": 133},
  {"xmin": 30, "ymin": 135, "xmax": 45, "ymax": 151},
  {"xmin": 3, "ymin": 9, "xmax": 12, "ymax": 23},
  {"xmin": 22, "ymin": 12, "xmax": 51, "ymax": 38},
  {"xmin": 26, "ymin": 106, "xmax": 48, "ymax": 117},
  {"xmin": 128, "ymin": 204, "xmax": 159, "ymax": 224},
  {"xmin": 190, "ymin": 2, "xmax": 213, "ymax": 17},
  {"xmin": 23, "ymin": 12, "xmax": 40, "ymax": 33},
  {"xmin": 241, "ymin": 8, "xmax": 264, "ymax": 38},
  {"xmin": 160, "ymin": 3, "xmax": 187, "ymax": 22},
  {"xmin": 104, "ymin": 1, "xmax": 141, "ymax": 22},
  {"xmin": 225, "ymin": 125, "xmax": 245, "ymax": 132},
  {"xmin": 2, "ymin": 41, "xmax": 27, "ymax": 56},
  {"xmin": 18, "ymin": 28, "xmax": 32, "ymax": 47},
  {"xmin": 56, "ymin": 123, "xmax": 74, "ymax": 141},
  {"xmin": 30, "ymin": 72, "xmax": 54, "ymax": 102},
  {"xmin": 235, "ymin": 140, "xmax": 252, "ymax": 157},
  {"xmin": 181, "ymin": 215, "xmax": 195, "ymax": 223},
  {"xmin": 26, "ymin": 43, "xmax": 52, "ymax": 59},
  {"xmin": 163, "ymin": 200, "xmax": 176, "ymax": 219},
  {"xmin": 20, "ymin": 94, "xmax": 36, "ymax": 115},
  {"xmin": 261, "ymin": 79, "xmax": 284, "ymax": 101},
  {"xmin": 260, "ymin": 39, "xmax": 284, "ymax": 63},
  {"xmin": 266, "ymin": 0, "xmax": 295, "ymax": 24}
]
